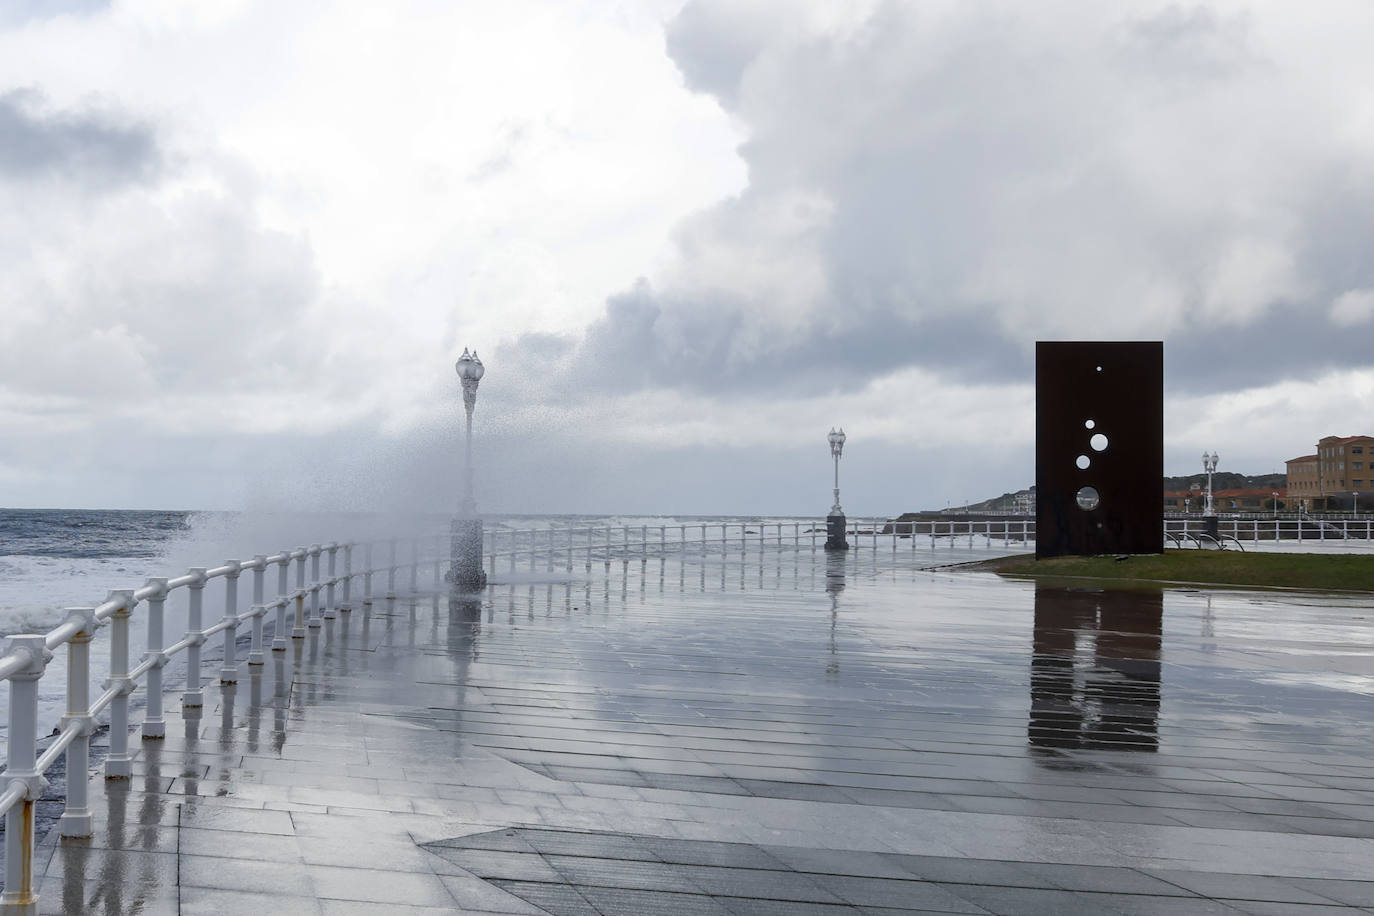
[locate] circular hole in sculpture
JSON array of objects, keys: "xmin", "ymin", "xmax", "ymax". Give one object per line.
[
  {"xmin": 1090, "ymin": 433, "xmax": 1108, "ymax": 452},
  {"xmin": 1076, "ymin": 486, "xmax": 1100, "ymax": 510},
  {"xmin": 1076, "ymin": 455, "xmax": 1091, "ymax": 470},
  {"xmin": 1095, "ymin": 365, "xmax": 1102, "ymax": 372},
  {"xmin": 1085, "ymin": 419, "xmax": 1095, "ymax": 429}
]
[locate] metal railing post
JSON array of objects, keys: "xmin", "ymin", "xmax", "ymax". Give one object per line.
[
  {"xmin": 219, "ymin": 560, "xmax": 241, "ymax": 683},
  {"xmin": 308, "ymin": 545, "xmax": 322, "ymax": 628},
  {"xmin": 387, "ymin": 538, "xmax": 397, "ymax": 597},
  {"xmin": 183, "ymin": 568, "xmax": 208, "ymax": 707},
  {"xmin": 363, "ymin": 542, "xmax": 374, "ymax": 607},
  {"xmin": 273, "ymin": 552, "xmax": 290, "ymax": 651},
  {"xmin": 59, "ymin": 608, "xmax": 98, "ymax": 837},
  {"xmin": 102, "ymin": 590, "xmax": 137, "ymax": 780},
  {"xmin": 2, "ymin": 634, "xmax": 50, "ymax": 913},
  {"xmin": 249, "ymin": 556, "xmax": 267, "ymax": 664},
  {"xmin": 410, "ymin": 537, "xmax": 420, "ymax": 595},
  {"xmin": 340, "ymin": 543, "xmax": 353, "ymax": 613},
  {"xmin": 105, "ymin": 588, "xmax": 137, "ymax": 777},
  {"xmin": 142, "ymin": 578, "xmax": 169, "ymax": 737},
  {"xmin": 293, "ymin": 548, "xmax": 308, "ymax": 638},
  {"xmin": 325, "ymin": 543, "xmax": 338, "ymax": 619}
]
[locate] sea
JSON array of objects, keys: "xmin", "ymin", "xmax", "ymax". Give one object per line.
[{"xmin": 0, "ymin": 507, "xmax": 824, "ymax": 737}]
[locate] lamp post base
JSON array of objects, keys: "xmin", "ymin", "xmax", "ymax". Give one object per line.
[
  {"xmin": 824, "ymin": 512, "xmax": 849, "ymax": 551},
  {"xmin": 448, "ymin": 517, "xmax": 487, "ymax": 593}
]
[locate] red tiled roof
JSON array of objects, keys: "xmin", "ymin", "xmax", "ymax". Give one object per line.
[{"xmin": 1163, "ymin": 488, "xmax": 1286, "ymax": 499}]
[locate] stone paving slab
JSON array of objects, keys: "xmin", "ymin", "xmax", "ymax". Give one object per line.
[{"xmin": 27, "ymin": 546, "xmax": 1374, "ymax": 913}]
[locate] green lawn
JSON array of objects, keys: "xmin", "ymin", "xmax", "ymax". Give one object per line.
[{"xmin": 987, "ymin": 550, "xmax": 1374, "ymax": 592}]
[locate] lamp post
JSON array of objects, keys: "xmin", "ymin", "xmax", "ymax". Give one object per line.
[
  {"xmin": 449, "ymin": 348, "xmax": 487, "ymax": 592},
  {"xmin": 1201, "ymin": 452, "xmax": 1218, "ymax": 516},
  {"xmin": 1201, "ymin": 451, "xmax": 1219, "ymax": 540},
  {"xmin": 824, "ymin": 428, "xmax": 849, "ymax": 551},
  {"xmin": 1272, "ymin": 491, "xmax": 1279, "ymax": 519}
]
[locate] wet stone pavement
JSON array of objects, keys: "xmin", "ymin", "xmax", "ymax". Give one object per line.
[{"xmin": 27, "ymin": 545, "xmax": 1374, "ymax": 914}]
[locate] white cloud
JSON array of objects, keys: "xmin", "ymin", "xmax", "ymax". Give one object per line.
[
  {"xmin": 1330, "ymin": 288, "xmax": 1374, "ymax": 326},
  {"xmin": 3, "ymin": 0, "xmax": 1374, "ymax": 512}
]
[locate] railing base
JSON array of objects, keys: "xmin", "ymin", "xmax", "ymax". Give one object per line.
[
  {"xmin": 824, "ymin": 513, "xmax": 849, "ymax": 551},
  {"xmin": 58, "ymin": 811, "xmax": 92, "ymax": 838},
  {"xmin": 0, "ymin": 895, "xmax": 37, "ymax": 915}
]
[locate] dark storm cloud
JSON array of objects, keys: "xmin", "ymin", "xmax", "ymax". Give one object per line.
[
  {"xmin": 1166, "ymin": 311, "xmax": 1374, "ymax": 394},
  {"xmin": 0, "ymin": 89, "xmax": 159, "ymax": 188},
  {"xmin": 499, "ymin": 278, "xmax": 1029, "ymax": 401},
  {"xmin": 526, "ymin": 1, "xmax": 1371, "ymax": 403}
]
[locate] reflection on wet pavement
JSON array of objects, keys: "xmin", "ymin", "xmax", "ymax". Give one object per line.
[
  {"xmin": 1029, "ymin": 585, "xmax": 1162, "ymax": 752},
  {"xmin": 26, "ymin": 545, "xmax": 1374, "ymax": 914}
]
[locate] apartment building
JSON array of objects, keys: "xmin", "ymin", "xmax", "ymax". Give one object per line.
[{"xmin": 1284, "ymin": 435, "xmax": 1374, "ymax": 508}]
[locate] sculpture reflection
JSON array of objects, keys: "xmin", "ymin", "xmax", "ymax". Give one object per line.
[{"xmin": 1029, "ymin": 584, "xmax": 1162, "ymax": 752}]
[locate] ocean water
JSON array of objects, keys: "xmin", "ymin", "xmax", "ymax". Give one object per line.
[{"xmin": 0, "ymin": 507, "xmax": 823, "ymax": 736}]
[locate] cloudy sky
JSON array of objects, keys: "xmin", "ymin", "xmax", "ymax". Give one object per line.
[{"xmin": 2, "ymin": 0, "xmax": 1372, "ymax": 516}]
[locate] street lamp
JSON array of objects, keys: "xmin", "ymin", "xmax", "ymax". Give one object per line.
[
  {"xmin": 456, "ymin": 349, "xmax": 485, "ymax": 517},
  {"xmin": 1201, "ymin": 451, "xmax": 1218, "ymax": 517},
  {"xmin": 1272, "ymin": 491, "xmax": 1279, "ymax": 519},
  {"xmin": 824, "ymin": 427, "xmax": 849, "ymax": 551},
  {"xmin": 828, "ymin": 428, "xmax": 846, "ymax": 513},
  {"xmin": 450, "ymin": 348, "xmax": 487, "ymax": 592}
]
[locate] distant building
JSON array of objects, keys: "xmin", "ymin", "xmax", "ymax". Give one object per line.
[
  {"xmin": 1164, "ymin": 488, "xmax": 1285, "ymax": 512},
  {"xmin": 1286, "ymin": 454, "xmax": 1319, "ymax": 504},
  {"xmin": 1284, "ymin": 435, "xmax": 1374, "ymax": 510},
  {"xmin": 1013, "ymin": 488, "xmax": 1035, "ymax": 514}
]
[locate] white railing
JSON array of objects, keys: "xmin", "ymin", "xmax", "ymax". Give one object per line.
[
  {"xmin": 0, "ymin": 536, "xmax": 446, "ymax": 910},
  {"xmin": 1165, "ymin": 517, "xmax": 1374, "ymax": 546},
  {"xmin": 483, "ymin": 515, "xmax": 1374, "ymax": 573},
  {"xmin": 484, "ymin": 518, "xmax": 1036, "ymax": 574}
]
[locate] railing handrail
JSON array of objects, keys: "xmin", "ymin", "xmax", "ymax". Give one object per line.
[
  {"xmin": 476, "ymin": 519, "xmax": 1039, "ymax": 572},
  {"xmin": 0, "ymin": 531, "xmax": 454, "ymax": 908}
]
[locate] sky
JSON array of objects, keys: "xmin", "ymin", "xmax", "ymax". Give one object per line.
[{"xmin": 2, "ymin": 0, "xmax": 1373, "ymax": 517}]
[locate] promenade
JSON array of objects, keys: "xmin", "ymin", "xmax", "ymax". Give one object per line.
[{"xmin": 25, "ymin": 543, "xmax": 1374, "ymax": 914}]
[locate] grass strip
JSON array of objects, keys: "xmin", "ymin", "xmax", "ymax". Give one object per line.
[{"xmin": 984, "ymin": 550, "xmax": 1374, "ymax": 592}]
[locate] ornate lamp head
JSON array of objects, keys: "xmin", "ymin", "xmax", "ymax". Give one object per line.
[
  {"xmin": 456, "ymin": 348, "xmax": 485, "ymax": 382},
  {"xmin": 456, "ymin": 348, "xmax": 484, "ymax": 412}
]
